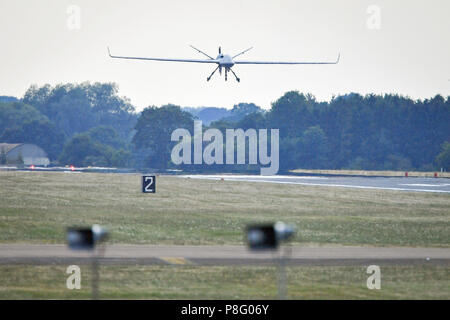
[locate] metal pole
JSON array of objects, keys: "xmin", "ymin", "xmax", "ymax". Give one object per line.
[
  {"xmin": 277, "ymin": 254, "xmax": 286, "ymax": 300},
  {"xmin": 277, "ymin": 246, "xmax": 291, "ymax": 300},
  {"xmin": 92, "ymin": 255, "xmax": 99, "ymax": 300},
  {"xmin": 91, "ymin": 245, "xmax": 105, "ymax": 300}
]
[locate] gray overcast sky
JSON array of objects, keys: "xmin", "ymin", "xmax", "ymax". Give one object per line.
[{"xmin": 1, "ymin": 0, "xmax": 449, "ymax": 111}]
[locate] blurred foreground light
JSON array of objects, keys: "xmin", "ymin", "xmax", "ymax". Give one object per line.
[
  {"xmin": 67, "ymin": 224, "xmax": 108, "ymax": 250},
  {"xmin": 246, "ymin": 222, "xmax": 295, "ymax": 250},
  {"xmin": 274, "ymin": 221, "xmax": 295, "ymax": 242}
]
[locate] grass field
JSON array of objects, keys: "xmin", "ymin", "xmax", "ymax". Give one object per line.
[
  {"xmin": 0, "ymin": 171, "xmax": 449, "ymax": 300},
  {"xmin": 1, "ymin": 264, "xmax": 448, "ymax": 299},
  {"xmin": 0, "ymin": 171, "xmax": 449, "ymax": 247}
]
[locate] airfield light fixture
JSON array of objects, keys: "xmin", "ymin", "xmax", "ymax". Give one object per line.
[
  {"xmin": 245, "ymin": 221, "xmax": 296, "ymax": 300},
  {"xmin": 246, "ymin": 221, "xmax": 295, "ymax": 250},
  {"xmin": 66, "ymin": 224, "xmax": 108, "ymax": 250},
  {"xmin": 66, "ymin": 224, "xmax": 108, "ymax": 300}
]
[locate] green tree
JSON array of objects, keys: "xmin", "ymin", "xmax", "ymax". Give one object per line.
[
  {"xmin": 268, "ymin": 91, "xmax": 317, "ymax": 139},
  {"xmin": 133, "ymin": 104, "xmax": 194, "ymax": 169},
  {"xmin": 86, "ymin": 125, "xmax": 126, "ymax": 149},
  {"xmin": 110, "ymin": 149, "xmax": 131, "ymax": 167},
  {"xmin": 435, "ymin": 141, "xmax": 450, "ymax": 171},
  {"xmin": 59, "ymin": 134, "xmax": 109, "ymax": 166},
  {"xmin": 298, "ymin": 126, "xmax": 329, "ymax": 169},
  {"xmin": 0, "ymin": 102, "xmax": 47, "ymax": 136},
  {"xmin": 58, "ymin": 125, "xmax": 131, "ymax": 167},
  {"xmin": 383, "ymin": 154, "xmax": 413, "ymax": 171},
  {"xmin": 236, "ymin": 112, "xmax": 267, "ymax": 130},
  {"xmin": 22, "ymin": 82, "xmax": 137, "ymax": 140},
  {"xmin": 0, "ymin": 147, "xmax": 6, "ymax": 164},
  {"xmin": 221, "ymin": 103, "xmax": 262, "ymax": 123},
  {"xmin": 279, "ymin": 136, "xmax": 302, "ymax": 170}
]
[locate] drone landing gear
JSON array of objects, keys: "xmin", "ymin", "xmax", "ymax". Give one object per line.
[
  {"xmin": 229, "ymin": 68, "xmax": 240, "ymax": 82},
  {"xmin": 207, "ymin": 66, "xmax": 240, "ymax": 82},
  {"xmin": 207, "ymin": 65, "xmax": 220, "ymax": 81}
]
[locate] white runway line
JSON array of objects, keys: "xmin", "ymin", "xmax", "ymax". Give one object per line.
[
  {"xmin": 180, "ymin": 175, "xmax": 450, "ymax": 193},
  {"xmin": 400, "ymin": 184, "xmax": 450, "ymax": 187},
  {"xmin": 225, "ymin": 178, "xmax": 450, "ymax": 193},
  {"xmin": 181, "ymin": 174, "xmax": 328, "ymax": 180}
]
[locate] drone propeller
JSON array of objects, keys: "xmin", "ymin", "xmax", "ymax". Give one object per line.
[{"xmin": 219, "ymin": 46, "xmax": 221, "ymax": 55}]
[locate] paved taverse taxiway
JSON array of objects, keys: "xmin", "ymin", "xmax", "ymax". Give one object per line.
[{"xmin": 0, "ymin": 245, "xmax": 448, "ymax": 266}]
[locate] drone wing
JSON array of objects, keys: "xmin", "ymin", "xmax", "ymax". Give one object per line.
[
  {"xmin": 108, "ymin": 47, "xmax": 219, "ymax": 64},
  {"xmin": 235, "ymin": 53, "xmax": 340, "ymax": 65}
]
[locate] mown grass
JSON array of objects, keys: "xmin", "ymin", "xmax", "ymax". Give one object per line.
[
  {"xmin": 0, "ymin": 264, "xmax": 448, "ymax": 299},
  {"xmin": 0, "ymin": 171, "xmax": 449, "ymax": 246}
]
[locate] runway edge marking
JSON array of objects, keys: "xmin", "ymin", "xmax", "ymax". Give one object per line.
[
  {"xmin": 186, "ymin": 176, "xmax": 450, "ymax": 193},
  {"xmin": 159, "ymin": 257, "xmax": 193, "ymax": 265}
]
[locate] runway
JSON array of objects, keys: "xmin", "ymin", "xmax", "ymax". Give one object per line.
[
  {"xmin": 1, "ymin": 244, "xmax": 449, "ymax": 266},
  {"xmin": 180, "ymin": 175, "xmax": 450, "ymax": 193}
]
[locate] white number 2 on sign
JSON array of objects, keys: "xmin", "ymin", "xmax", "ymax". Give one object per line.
[{"xmin": 142, "ymin": 175, "xmax": 156, "ymax": 193}]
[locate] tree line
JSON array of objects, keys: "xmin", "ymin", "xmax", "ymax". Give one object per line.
[
  {"xmin": 0, "ymin": 83, "xmax": 449, "ymax": 171},
  {"xmin": 0, "ymin": 83, "xmax": 136, "ymax": 167},
  {"xmin": 228, "ymin": 91, "xmax": 450, "ymax": 172}
]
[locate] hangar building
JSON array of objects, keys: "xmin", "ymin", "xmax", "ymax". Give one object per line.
[{"xmin": 0, "ymin": 143, "xmax": 50, "ymax": 166}]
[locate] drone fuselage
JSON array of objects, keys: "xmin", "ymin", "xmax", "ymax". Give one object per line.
[{"xmin": 216, "ymin": 54, "xmax": 234, "ymax": 68}]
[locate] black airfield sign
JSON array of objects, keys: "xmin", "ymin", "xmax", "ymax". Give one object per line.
[{"xmin": 142, "ymin": 175, "xmax": 156, "ymax": 193}]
